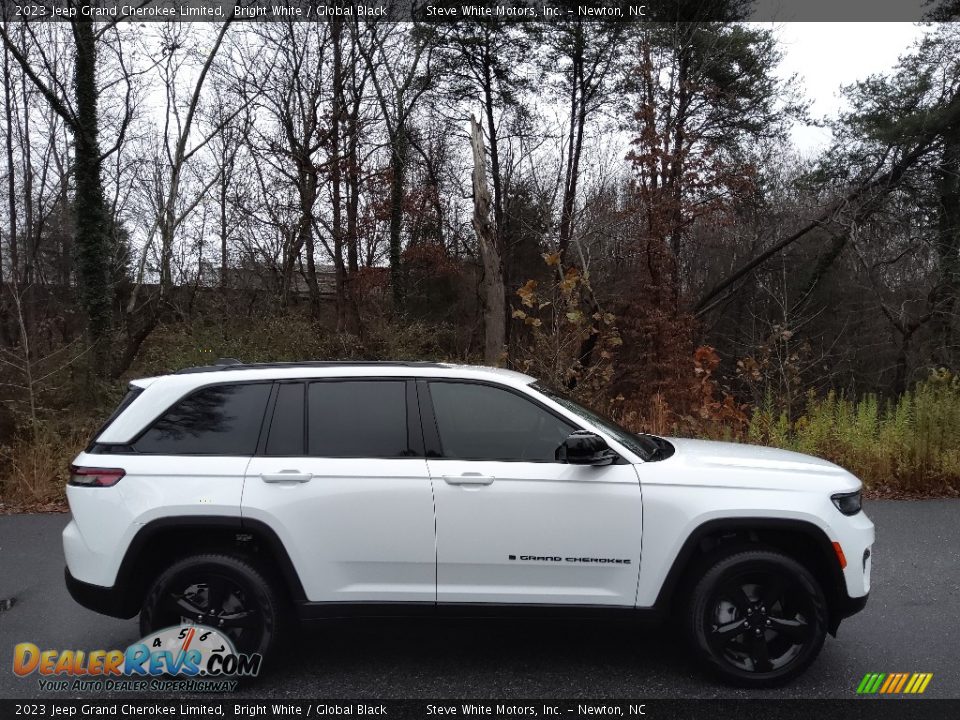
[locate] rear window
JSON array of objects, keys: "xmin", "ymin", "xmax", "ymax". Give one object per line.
[
  {"xmin": 89, "ymin": 385, "xmax": 144, "ymax": 446},
  {"xmin": 133, "ymin": 382, "xmax": 271, "ymax": 456}
]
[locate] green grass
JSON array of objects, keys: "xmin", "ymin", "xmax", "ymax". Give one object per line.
[{"xmin": 748, "ymin": 370, "xmax": 960, "ymax": 496}]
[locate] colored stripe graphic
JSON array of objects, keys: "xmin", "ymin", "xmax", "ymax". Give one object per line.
[
  {"xmin": 857, "ymin": 672, "xmax": 932, "ymax": 694},
  {"xmin": 879, "ymin": 674, "xmax": 896, "ymax": 693}
]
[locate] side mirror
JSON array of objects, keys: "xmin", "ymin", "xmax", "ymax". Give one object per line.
[{"xmin": 557, "ymin": 430, "xmax": 617, "ymax": 466}]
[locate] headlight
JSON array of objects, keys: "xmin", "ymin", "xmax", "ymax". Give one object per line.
[{"xmin": 831, "ymin": 490, "xmax": 862, "ymax": 516}]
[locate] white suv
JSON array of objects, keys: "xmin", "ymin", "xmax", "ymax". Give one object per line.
[{"xmin": 64, "ymin": 360, "xmax": 873, "ymax": 685}]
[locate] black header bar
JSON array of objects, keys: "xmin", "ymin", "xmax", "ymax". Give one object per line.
[
  {"xmin": 0, "ymin": 699, "xmax": 957, "ymax": 719},
  {"xmin": 0, "ymin": 0, "xmax": 956, "ymax": 23}
]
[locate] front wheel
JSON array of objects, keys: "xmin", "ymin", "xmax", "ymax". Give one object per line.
[
  {"xmin": 687, "ymin": 549, "xmax": 828, "ymax": 686},
  {"xmin": 140, "ymin": 553, "xmax": 284, "ymax": 661}
]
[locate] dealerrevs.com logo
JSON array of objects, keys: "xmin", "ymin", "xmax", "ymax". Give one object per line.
[{"xmin": 13, "ymin": 626, "xmax": 261, "ymax": 692}]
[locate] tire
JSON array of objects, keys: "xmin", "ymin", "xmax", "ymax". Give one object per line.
[
  {"xmin": 139, "ymin": 553, "xmax": 284, "ymax": 662},
  {"xmin": 686, "ymin": 549, "xmax": 828, "ymax": 687}
]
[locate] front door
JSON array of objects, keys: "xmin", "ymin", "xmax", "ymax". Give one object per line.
[
  {"xmin": 243, "ymin": 379, "xmax": 436, "ymax": 604},
  {"xmin": 422, "ymin": 380, "xmax": 643, "ymax": 607}
]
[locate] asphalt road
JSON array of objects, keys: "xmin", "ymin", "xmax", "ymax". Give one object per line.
[{"xmin": 1, "ymin": 501, "xmax": 958, "ymax": 700}]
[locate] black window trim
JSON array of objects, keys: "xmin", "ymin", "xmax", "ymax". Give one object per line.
[
  {"xmin": 417, "ymin": 378, "xmax": 612, "ymax": 464},
  {"xmin": 89, "ymin": 375, "xmax": 618, "ymax": 463},
  {"xmin": 259, "ymin": 380, "xmax": 306, "ymax": 457},
  {"xmin": 127, "ymin": 379, "xmax": 275, "ymax": 457}
]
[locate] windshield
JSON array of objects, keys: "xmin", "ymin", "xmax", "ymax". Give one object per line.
[{"xmin": 531, "ymin": 383, "xmax": 671, "ymax": 462}]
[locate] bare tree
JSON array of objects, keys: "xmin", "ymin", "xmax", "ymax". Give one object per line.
[
  {"xmin": 356, "ymin": 21, "xmax": 433, "ymax": 307},
  {"xmin": 471, "ymin": 115, "xmax": 504, "ymax": 363}
]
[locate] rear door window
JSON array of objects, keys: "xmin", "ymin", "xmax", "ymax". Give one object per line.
[
  {"xmin": 307, "ymin": 380, "xmax": 409, "ymax": 457},
  {"xmin": 133, "ymin": 383, "xmax": 271, "ymax": 455}
]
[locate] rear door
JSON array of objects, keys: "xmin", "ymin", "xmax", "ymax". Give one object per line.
[
  {"xmin": 242, "ymin": 378, "xmax": 436, "ymax": 605},
  {"xmin": 422, "ymin": 380, "xmax": 643, "ymax": 607}
]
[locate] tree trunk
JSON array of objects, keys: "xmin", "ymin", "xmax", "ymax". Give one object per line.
[
  {"xmin": 343, "ymin": 66, "xmax": 362, "ymax": 335},
  {"xmin": 219, "ymin": 162, "xmax": 228, "ymax": 290},
  {"xmin": 388, "ymin": 123, "xmax": 407, "ymax": 308},
  {"xmin": 71, "ymin": 17, "xmax": 112, "ymax": 360},
  {"xmin": 470, "ymin": 115, "xmax": 505, "ymax": 365},
  {"xmin": 330, "ymin": 18, "xmax": 355, "ymax": 333},
  {"xmin": 481, "ymin": 62, "xmax": 503, "ymax": 248},
  {"xmin": 300, "ymin": 163, "xmax": 321, "ymax": 317},
  {"xmin": 558, "ymin": 38, "xmax": 584, "ymax": 261},
  {"xmin": 3, "ymin": 39, "xmax": 16, "ymax": 285}
]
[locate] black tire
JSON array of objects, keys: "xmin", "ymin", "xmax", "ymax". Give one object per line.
[
  {"xmin": 686, "ymin": 549, "xmax": 828, "ymax": 687},
  {"xmin": 140, "ymin": 553, "xmax": 284, "ymax": 662}
]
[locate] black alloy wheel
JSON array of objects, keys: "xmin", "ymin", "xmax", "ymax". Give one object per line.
[
  {"xmin": 140, "ymin": 554, "xmax": 283, "ymax": 660},
  {"xmin": 688, "ymin": 549, "xmax": 828, "ymax": 686}
]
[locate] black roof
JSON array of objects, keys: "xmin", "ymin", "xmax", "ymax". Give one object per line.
[{"xmin": 174, "ymin": 359, "xmax": 450, "ymax": 375}]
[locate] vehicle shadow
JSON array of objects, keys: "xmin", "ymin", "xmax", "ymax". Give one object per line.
[{"xmin": 249, "ymin": 615, "xmax": 708, "ymax": 698}]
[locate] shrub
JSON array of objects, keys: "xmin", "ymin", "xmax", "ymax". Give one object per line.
[
  {"xmin": 748, "ymin": 370, "xmax": 960, "ymax": 496},
  {"xmin": 0, "ymin": 422, "xmax": 93, "ymax": 510}
]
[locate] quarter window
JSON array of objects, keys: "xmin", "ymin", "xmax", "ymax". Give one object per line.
[
  {"xmin": 307, "ymin": 380, "xmax": 409, "ymax": 457},
  {"xmin": 133, "ymin": 383, "xmax": 271, "ymax": 455},
  {"xmin": 428, "ymin": 382, "xmax": 575, "ymax": 462}
]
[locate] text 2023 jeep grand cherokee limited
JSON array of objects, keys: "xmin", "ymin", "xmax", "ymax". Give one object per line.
[{"xmin": 63, "ymin": 360, "xmax": 873, "ymax": 686}]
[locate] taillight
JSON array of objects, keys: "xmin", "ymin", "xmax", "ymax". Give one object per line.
[{"xmin": 68, "ymin": 465, "xmax": 125, "ymax": 487}]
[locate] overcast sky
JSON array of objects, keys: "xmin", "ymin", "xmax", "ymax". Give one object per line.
[{"xmin": 767, "ymin": 22, "xmax": 929, "ymax": 153}]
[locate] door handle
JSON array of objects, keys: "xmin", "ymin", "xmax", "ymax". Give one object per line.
[
  {"xmin": 442, "ymin": 474, "xmax": 495, "ymax": 486},
  {"xmin": 261, "ymin": 470, "xmax": 313, "ymax": 483}
]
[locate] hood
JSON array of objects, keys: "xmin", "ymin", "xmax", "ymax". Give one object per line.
[
  {"xmin": 655, "ymin": 438, "xmax": 862, "ymax": 495},
  {"xmin": 663, "ymin": 437, "xmax": 847, "ymax": 475}
]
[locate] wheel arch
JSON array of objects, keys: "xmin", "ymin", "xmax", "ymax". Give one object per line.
[
  {"xmin": 112, "ymin": 515, "xmax": 306, "ymax": 618},
  {"xmin": 653, "ymin": 517, "xmax": 848, "ymax": 634}
]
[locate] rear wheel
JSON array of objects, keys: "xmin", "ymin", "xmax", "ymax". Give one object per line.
[
  {"xmin": 140, "ymin": 553, "xmax": 283, "ymax": 660},
  {"xmin": 687, "ymin": 549, "xmax": 828, "ymax": 686}
]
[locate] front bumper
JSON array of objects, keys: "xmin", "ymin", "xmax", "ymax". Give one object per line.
[
  {"xmin": 838, "ymin": 592, "xmax": 869, "ymax": 619},
  {"xmin": 64, "ymin": 567, "xmax": 138, "ymax": 619},
  {"xmin": 829, "ymin": 590, "xmax": 868, "ymax": 636}
]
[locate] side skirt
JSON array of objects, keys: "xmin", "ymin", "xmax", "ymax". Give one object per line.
[{"xmin": 297, "ymin": 601, "xmax": 664, "ymax": 622}]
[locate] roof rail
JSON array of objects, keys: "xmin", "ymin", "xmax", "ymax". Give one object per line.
[{"xmin": 174, "ymin": 360, "xmax": 450, "ymax": 375}]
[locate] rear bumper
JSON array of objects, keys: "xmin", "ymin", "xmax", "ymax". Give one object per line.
[{"xmin": 64, "ymin": 567, "xmax": 138, "ymax": 619}]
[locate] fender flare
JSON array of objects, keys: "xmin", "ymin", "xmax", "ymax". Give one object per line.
[
  {"xmin": 112, "ymin": 515, "xmax": 306, "ymax": 616},
  {"xmin": 651, "ymin": 516, "xmax": 848, "ymax": 617}
]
